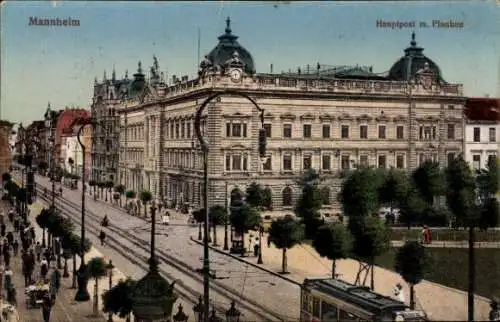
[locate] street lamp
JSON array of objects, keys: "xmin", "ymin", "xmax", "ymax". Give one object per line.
[
  {"xmin": 173, "ymin": 304, "xmax": 188, "ymax": 322},
  {"xmin": 194, "ymin": 90, "xmax": 266, "ymax": 322},
  {"xmin": 224, "ymin": 184, "xmax": 229, "ymax": 251},
  {"xmin": 44, "ymin": 106, "xmax": 57, "ymax": 249},
  {"xmin": 193, "ymin": 296, "xmax": 204, "ymax": 322},
  {"xmin": 209, "ymin": 306, "xmax": 222, "ymax": 322},
  {"xmin": 106, "ymin": 260, "xmax": 115, "ymax": 322},
  {"xmin": 75, "ymin": 118, "xmax": 93, "ymax": 302},
  {"xmin": 225, "ymin": 301, "xmax": 240, "ymax": 322}
]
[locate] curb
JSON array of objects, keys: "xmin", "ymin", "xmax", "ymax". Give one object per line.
[{"xmin": 189, "ymin": 236, "xmax": 301, "ymax": 286}]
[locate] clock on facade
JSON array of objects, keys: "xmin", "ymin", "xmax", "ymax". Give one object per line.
[{"xmin": 229, "ymin": 68, "xmax": 242, "ymax": 82}]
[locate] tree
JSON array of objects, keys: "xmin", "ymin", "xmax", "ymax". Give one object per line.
[
  {"xmin": 350, "ymin": 216, "xmax": 391, "ymax": 290},
  {"xmin": 65, "ymin": 233, "xmax": 92, "ymax": 288},
  {"xmin": 295, "ymin": 170, "xmax": 323, "ymax": 239},
  {"xmin": 477, "ymin": 156, "xmax": 499, "ymax": 230},
  {"xmin": 245, "ymin": 182, "xmax": 264, "ymax": 209},
  {"xmin": 1, "ymin": 172, "xmax": 11, "ymax": 183},
  {"xmin": 312, "ymin": 223, "xmax": 353, "ymax": 278},
  {"xmin": 230, "ymin": 203, "xmax": 261, "ymax": 256},
  {"xmin": 268, "ymin": 216, "xmax": 304, "ymax": 274},
  {"xmin": 412, "ymin": 160, "xmax": 444, "ymax": 206},
  {"xmin": 114, "ymin": 184, "xmax": 126, "ymax": 207},
  {"xmin": 261, "ymin": 187, "xmax": 273, "ymax": 210},
  {"xmin": 139, "ymin": 190, "xmax": 153, "ymax": 217},
  {"xmin": 398, "ymin": 189, "xmax": 427, "ymax": 229},
  {"xmin": 192, "ymin": 208, "xmax": 205, "ymax": 240},
  {"xmin": 36, "ymin": 208, "xmax": 51, "ymax": 246},
  {"xmin": 102, "ymin": 278, "xmax": 137, "ymax": 322},
  {"xmin": 125, "ymin": 190, "xmax": 136, "ymax": 205},
  {"xmin": 378, "ymin": 168, "xmax": 409, "ymax": 217},
  {"xmin": 209, "ymin": 205, "xmax": 227, "ymax": 246},
  {"xmin": 395, "ymin": 241, "xmax": 431, "ymax": 309},
  {"xmin": 87, "ymin": 257, "xmax": 109, "ymax": 316},
  {"xmin": 339, "ymin": 168, "xmax": 382, "ymax": 232}
]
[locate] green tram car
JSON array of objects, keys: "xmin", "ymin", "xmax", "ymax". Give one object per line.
[{"xmin": 300, "ymin": 278, "xmax": 428, "ymax": 322}]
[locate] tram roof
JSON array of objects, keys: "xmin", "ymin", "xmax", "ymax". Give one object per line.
[{"xmin": 303, "ymin": 278, "xmax": 407, "ymax": 313}]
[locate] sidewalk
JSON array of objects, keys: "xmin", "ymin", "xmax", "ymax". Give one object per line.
[
  {"xmin": 192, "ymin": 226, "xmax": 492, "ymax": 321},
  {"xmin": 3, "ymin": 200, "xmax": 133, "ymax": 322}
]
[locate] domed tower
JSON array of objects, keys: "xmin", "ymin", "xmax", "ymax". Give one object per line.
[
  {"xmin": 388, "ymin": 32, "xmax": 445, "ymax": 83},
  {"xmin": 129, "ymin": 61, "xmax": 146, "ymax": 97},
  {"xmin": 202, "ymin": 17, "xmax": 255, "ymax": 75}
]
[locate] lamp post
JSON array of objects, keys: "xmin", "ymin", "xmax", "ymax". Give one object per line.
[
  {"xmin": 223, "ymin": 185, "xmax": 229, "ymax": 251},
  {"xmin": 44, "ymin": 107, "xmax": 57, "ymax": 249},
  {"xmin": 106, "ymin": 260, "xmax": 114, "ymax": 322},
  {"xmin": 173, "ymin": 303, "xmax": 188, "ymax": 322},
  {"xmin": 225, "ymin": 301, "xmax": 240, "ymax": 322},
  {"xmin": 75, "ymin": 118, "xmax": 92, "ymax": 302},
  {"xmin": 194, "ymin": 90, "xmax": 266, "ymax": 322}
]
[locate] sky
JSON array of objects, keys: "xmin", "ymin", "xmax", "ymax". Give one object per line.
[{"xmin": 1, "ymin": 1, "xmax": 499, "ymax": 124}]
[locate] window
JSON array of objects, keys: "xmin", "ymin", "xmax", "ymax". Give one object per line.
[
  {"xmin": 225, "ymin": 155, "xmax": 231, "ymax": 171},
  {"xmin": 359, "ymin": 155, "xmax": 368, "ymax": 167},
  {"xmin": 341, "ymin": 125, "xmax": 349, "ymax": 139},
  {"xmin": 263, "ymin": 123, "xmax": 272, "ymax": 138},
  {"xmin": 175, "ymin": 124, "xmax": 180, "ymax": 138},
  {"xmin": 447, "ymin": 152, "xmax": 455, "ymax": 166},
  {"xmin": 232, "ymin": 155, "xmax": 242, "ymax": 171},
  {"xmin": 341, "ymin": 155, "xmax": 350, "ymax": 170},
  {"xmin": 226, "ymin": 123, "xmax": 231, "ymax": 137},
  {"xmin": 282, "ymin": 187, "xmax": 293, "ymax": 206},
  {"xmin": 303, "ymin": 155, "xmax": 312, "ymax": 170},
  {"xmin": 396, "ymin": 126, "xmax": 404, "ymax": 139},
  {"xmin": 488, "ymin": 154, "xmax": 497, "ymax": 165},
  {"xmin": 420, "ymin": 126, "xmax": 436, "ymax": 140},
  {"xmin": 489, "ymin": 127, "xmax": 496, "ymax": 142},
  {"xmin": 181, "ymin": 122, "xmax": 185, "ymax": 138},
  {"xmin": 322, "ymin": 124, "xmax": 331, "ymax": 138},
  {"xmin": 359, "ymin": 125, "xmax": 368, "ymax": 139},
  {"xmin": 322, "ymin": 154, "xmax": 331, "ymax": 170},
  {"xmin": 226, "ymin": 123, "xmax": 247, "ymax": 137},
  {"xmin": 225, "ymin": 154, "xmax": 247, "ymax": 171},
  {"xmin": 283, "ymin": 154, "xmax": 292, "ymax": 171},
  {"xmin": 283, "ymin": 124, "xmax": 292, "ymax": 138},
  {"xmin": 263, "ymin": 156, "xmax": 272, "ymax": 171},
  {"xmin": 396, "ymin": 154, "xmax": 405, "ymax": 169},
  {"xmin": 378, "ymin": 125, "xmax": 386, "ymax": 139},
  {"xmin": 447, "ymin": 124, "xmax": 455, "ymax": 139},
  {"xmin": 473, "ymin": 127, "xmax": 480, "ymax": 142},
  {"xmin": 303, "ymin": 124, "xmax": 312, "ymax": 138},
  {"xmin": 472, "ymin": 154, "xmax": 481, "ymax": 170},
  {"xmin": 186, "ymin": 123, "xmax": 191, "ymax": 138},
  {"xmin": 378, "ymin": 155, "xmax": 387, "ymax": 168}
]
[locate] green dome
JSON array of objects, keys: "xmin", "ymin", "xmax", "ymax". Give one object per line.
[{"xmin": 206, "ymin": 17, "xmax": 255, "ymax": 75}]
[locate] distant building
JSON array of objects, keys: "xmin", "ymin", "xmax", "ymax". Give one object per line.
[
  {"xmin": 52, "ymin": 108, "xmax": 90, "ymax": 166},
  {"xmin": 93, "ymin": 18, "xmax": 466, "ymax": 213},
  {"xmin": 61, "ymin": 121, "xmax": 92, "ymax": 180},
  {"xmin": 0, "ymin": 120, "xmax": 14, "ymax": 176},
  {"xmin": 464, "ymin": 98, "xmax": 499, "ymax": 170}
]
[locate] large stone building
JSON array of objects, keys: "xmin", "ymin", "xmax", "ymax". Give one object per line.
[
  {"xmin": 0, "ymin": 120, "xmax": 14, "ymax": 176},
  {"xmin": 464, "ymin": 98, "xmax": 499, "ymax": 171},
  {"xmin": 95, "ymin": 18, "xmax": 465, "ymax": 212}
]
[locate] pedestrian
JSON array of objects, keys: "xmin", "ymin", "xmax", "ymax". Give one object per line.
[
  {"xmin": 35, "ymin": 242, "xmax": 42, "ymax": 261},
  {"xmin": 393, "ymin": 283, "xmax": 406, "ymax": 303},
  {"xmin": 7, "ymin": 210, "xmax": 13, "ymax": 223},
  {"xmin": 40, "ymin": 257, "xmax": 49, "ymax": 282},
  {"xmin": 0, "ymin": 222, "xmax": 5, "ymax": 237},
  {"xmin": 253, "ymin": 241, "xmax": 259, "ymax": 257},
  {"xmin": 99, "ymin": 230, "xmax": 106, "ymax": 246},
  {"xmin": 41, "ymin": 293, "xmax": 55, "ymax": 322},
  {"xmin": 6, "ymin": 231, "xmax": 13, "ymax": 246},
  {"xmin": 12, "ymin": 239, "xmax": 19, "ymax": 257},
  {"xmin": 22, "ymin": 251, "xmax": 34, "ymax": 286},
  {"xmin": 3, "ymin": 247, "xmax": 10, "ymax": 267},
  {"xmin": 49, "ymin": 269, "xmax": 61, "ymax": 295},
  {"xmin": 54, "ymin": 238, "xmax": 61, "ymax": 259},
  {"xmin": 162, "ymin": 213, "xmax": 170, "ymax": 225}
]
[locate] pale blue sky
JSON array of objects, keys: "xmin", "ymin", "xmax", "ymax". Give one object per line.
[{"xmin": 1, "ymin": 1, "xmax": 499, "ymax": 124}]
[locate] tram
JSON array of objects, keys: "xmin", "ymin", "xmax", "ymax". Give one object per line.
[{"xmin": 300, "ymin": 278, "xmax": 428, "ymax": 322}]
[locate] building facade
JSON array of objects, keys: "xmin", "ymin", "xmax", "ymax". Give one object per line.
[
  {"xmin": 90, "ymin": 70, "xmax": 123, "ymax": 183},
  {"xmin": 464, "ymin": 98, "xmax": 499, "ymax": 171},
  {"xmin": 103, "ymin": 19, "xmax": 464, "ymax": 213},
  {"xmin": 0, "ymin": 120, "xmax": 14, "ymax": 176},
  {"xmin": 61, "ymin": 124, "xmax": 92, "ymax": 180}
]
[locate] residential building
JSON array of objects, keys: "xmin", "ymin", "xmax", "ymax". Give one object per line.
[
  {"xmin": 61, "ymin": 122, "xmax": 92, "ymax": 180},
  {"xmin": 0, "ymin": 120, "xmax": 14, "ymax": 176},
  {"xmin": 98, "ymin": 19, "xmax": 465, "ymax": 213},
  {"xmin": 464, "ymin": 98, "xmax": 499, "ymax": 171}
]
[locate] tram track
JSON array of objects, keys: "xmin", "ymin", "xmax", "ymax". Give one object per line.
[{"xmin": 26, "ymin": 179, "xmax": 287, "ymax": 322}]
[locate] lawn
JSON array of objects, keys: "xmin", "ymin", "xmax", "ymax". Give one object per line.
[
  {"xmin": 389, "ymin": 228, "xmax": 500, "ymax": 242},
  {"xmin": 375, "ymin": 247, "xmax": 500, "ymax": 300}
]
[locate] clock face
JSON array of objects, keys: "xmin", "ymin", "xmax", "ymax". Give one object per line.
[{"xmin": 230, "ymin": 69, "xmax": 242, "ymax": 82}]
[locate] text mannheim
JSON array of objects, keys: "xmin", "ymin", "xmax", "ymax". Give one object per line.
[{"xmin": 91, "ymin": 19, "xmax": 465, "ymax": 215}]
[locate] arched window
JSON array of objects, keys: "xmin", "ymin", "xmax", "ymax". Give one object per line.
[
  {"xmin": 321, "ymin": 187, "xmax": 330, "ymax": 205},
  {"xmin": 282, "ymin": 187, "xmax": 293, "ymax": 206}
]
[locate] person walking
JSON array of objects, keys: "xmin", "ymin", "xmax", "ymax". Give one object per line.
[
  {"xmin": 41, "ymin": 293, "xmax": 55, "ymax": 322},
  {"xmin": 0, "ymin": 222, "xmax": 6, "ymax": 237},
  {"xmin": 99, "ymin": 230, "xmax": 106, "ymax": 246},
  {"xmin": 40, "ymin": 257, "xmax": 49, "ymax": 282},
  {"xmin": 22, "ymin": 251, "xmax": 34, "ymax": 286},
  {"xmin": 6, "ymin": 231, "xmax": 13, "ymax": 246},
  {"xmin": 12, "ymin": 239, "xmax": 19, "ymax": 256},
  {"xmin": 3, "ymin": 246, "xmax": 10, "ymax": 268},
  {"xmin": 35, "ymin": 242, "xmax": 42, "ymax": 261}
]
